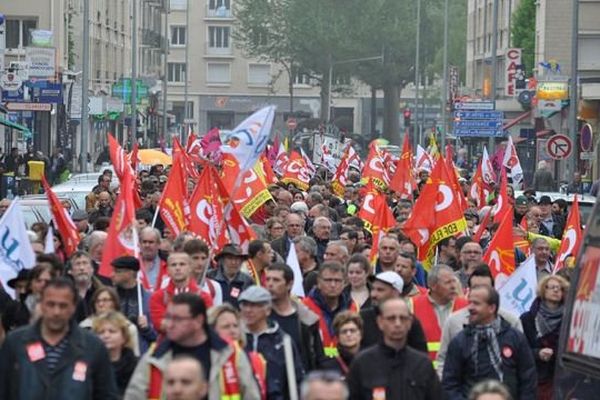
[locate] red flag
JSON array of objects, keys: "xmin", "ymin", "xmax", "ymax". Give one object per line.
[
  {"xmin": 173, "ymin": 137, "xmax": 199, "ymax": 179},
  {"xmin": 259, "ymin": 154, "xmax": 278, "ymax": 185},
  {"xmin": 214, "ymin": 175, "xmax": 257, "ymax": 252},
  {"xmin": 358, "ymin": 183, "xmax": 383, "ymax": 233},
  {"xmin": 473, "ymin": 207, "xmax": 492, "ymax": 243},
  {"xmin": 200, "ymin": 128, "xmax": 222, "ymax": 159},
  {"xmin": 129, "ymin": 143, "xmax": 139, "ymax": 171},
  {"xmin": 361, "ymin": 144, "xmax": 390, "ymax": 191},
  {"xmin": 331, "ymin": 146, "xmax": 352, "ymax": 198},
  {"xmin": 403, "ymin": 159, "xmax": 467, "ymax": 269},
  {"xmin": 108, "ymin": 133, "xmax": 133, "ymax": 181},
  {"xmin": 186, "ymin": 132, "xmax": 203, "ymax": 157},
  {"xmin": 483, "ymin": 207, "xmax": 516, "ymax": 279},
  {"xmin": 281, "ymin": 151, "xmax": 311, "ymax": 191},
  {"xmin": 158, "ymin": 153, "xmax": 190, "ymax": 236},
  {"xmin": 554, "ymin": 196, "xmax": 583, "ymax": 273},
  {"xmin": 365, "ymin": 194, "xmax": 397, "ymax": 265},
  {"xmin": 42, "ymin": 176, "xmax": 80, "ymax": 256},
  {"xmin": 515, "ymin": 217, "xmax": 530, "ymax": 256},
  {"xmin": 389, "ymin": 134, "xmax": 417, "ymax": 199},
  {"xmin": 98, "ymin": 168, "xmax": 139, "ymax": 279},
  {"xmin": 470, "ymin": 160, "xmax": 487, "ymax": 208},
  {"xmin": 492, "ymin": 168, "xmax": 510, "ymax": 223},
  {"xmin": 189, "ymin": 165, "xmax": 228, "ymax": 250}
]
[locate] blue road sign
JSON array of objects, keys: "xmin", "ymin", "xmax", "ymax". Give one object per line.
[
  {"xmin": 454, "ymin": 120, "xmax": 503, "ymax": 129},
  {"xmin": 454, "ymin": 128, "xmax": 505, "ymax": 137},
  {"xmin": 454, "ymin": 111, "xmax": 504, "ymax": 119},
  {"xmin": 454, "ymin": 101, "xmax": 495, "ymax": 111}
]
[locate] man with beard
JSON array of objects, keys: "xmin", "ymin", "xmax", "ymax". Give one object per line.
[{"xmin": 70, "ymin": 251, "xmax": 104, "ymax": 322}]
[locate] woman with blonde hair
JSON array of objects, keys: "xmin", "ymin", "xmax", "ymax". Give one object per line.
[
  {"xmin": 520, "ymin": 274, "xmax": 569, "ymax": 400},
  {"xmin": 92, "ymin": 311, "xmax": 139, "ymax": 397},
  {"xmin": 208, "ymin": 303, "xmax": 244, "ymax": 345}
]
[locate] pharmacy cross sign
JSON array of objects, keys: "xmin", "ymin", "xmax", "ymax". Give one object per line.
[{"xmin": 546, "ymin": 134, "xmax": 573, "ymax": 160}]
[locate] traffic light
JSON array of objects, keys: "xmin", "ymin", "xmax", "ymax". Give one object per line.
[{"xmin": 403, "ymin": 108, "xmax": 412, "ymax": 127}]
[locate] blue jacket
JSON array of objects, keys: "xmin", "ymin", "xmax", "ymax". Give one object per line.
[
  {"xmin": 442, "ymin": 318, "xmax": 537, "ymax": 400},
  {"xmin": 0, "ymin": 320, "xmax": 119, "ymax": 400},
  {"xmin": 244, "ymin": 322, "xmax": 305, "ymax": 400}
]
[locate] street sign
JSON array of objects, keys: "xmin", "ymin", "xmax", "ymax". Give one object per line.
[
  {"xmin": 454, "ymin": 101, "xmax": 495, "ymax": 111},
  {"xmin": 454, "ymin": 128, "xmax": 504, "ymax": 137},
  {"xmin": 287, "ymin": 117, "xmax": 297, "ymax": 130},
  {"xmin": 454, "ymin": 111, "xmax": 504, "ymax": 119},
  {"xmin": 580, "ymin": 152, "xmax": 594, "ymax": 160},
  {"xmin": 580, "ymin": 123, "xmax": 593, "ymax": 151},
  {"xmin": 546, "ymin": 134, "xmax": 573, "ymax": 160},
  {"xmin": 5, "ymin": 102, "xmax": 52, "ymax": 111},
  {"xmin": 454, "ymin": 120, "xmax": 503, "ymax": 129},
  {"xmin": 0, "ymin": 72, "xmax": 22, "ymax": 91}
]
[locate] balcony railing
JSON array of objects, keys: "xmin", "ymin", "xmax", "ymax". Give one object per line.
[{"xmin": 206, "ymin": 6, "xmax": 232, "ymax": 18}]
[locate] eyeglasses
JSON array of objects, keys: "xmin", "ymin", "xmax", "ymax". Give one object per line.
[
  {"xmin": 339, "ymin": 327, "xmax": 359, "ymax": 335},
  {"xmin": 164, "ymin": 314, "xmax": 194, "ymax": 323}
]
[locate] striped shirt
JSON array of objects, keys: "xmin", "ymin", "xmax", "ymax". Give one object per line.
[{"xmin": 43, "ymin": 337, "xmax": 70, "ymax": 373}]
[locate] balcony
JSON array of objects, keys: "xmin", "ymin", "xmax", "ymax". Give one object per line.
[
  {"xmin": 204, "ymin": 43, "xmax": 233, "ymax": 57},
  {"xmin": 206, "ymin": 6, "xmax": 233, "ymax": 19},
  {"xmin": 141, "ymin": 29, "xmax": 164, "ymax": 49}
]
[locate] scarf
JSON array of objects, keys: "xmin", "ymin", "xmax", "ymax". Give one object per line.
[
  {"xmin": 535, "ymin": 301, "xmax": 564, "ymax": 338},
  {"xmin": 470, "ymin": 317, "xmax": 503, "ymax": 381}
]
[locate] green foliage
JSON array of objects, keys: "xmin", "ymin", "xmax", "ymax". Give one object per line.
[{"xmin": 512, "ymin": 0, "xmax": 536, "ymax": 76}]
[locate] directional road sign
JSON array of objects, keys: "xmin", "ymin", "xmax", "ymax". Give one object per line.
[
  {"xmin": 6, "ymin": 102, "xmax": 52, "ymax": 111},
  {"xmin": 454, "ymin": 128, "xmax": 504, "ymax": 137},
  {"xmin": 546, "ymin": 134, "xmax": 573, "ymax": 160},
  {"xmin": 454, "ymin": 111, "xmax": 504, "ymax": 120},
  {"xmin": 454, "ymin": 101, "xmax": 495, "ymax": 111},
  {"xmin": 454, "ymin": 120, "xmax": 503, "ymax": 129}
]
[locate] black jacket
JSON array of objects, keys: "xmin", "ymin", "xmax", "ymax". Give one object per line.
[
  {"xmin": 271, "ymin": 234, "xmax": 292, "ymax": 260},
  {"xmin": 348, "ymin": 343, "xmax": 443, "ymax": 400},
  {"xmin": 442, "ymin": 318, "xmax": 537, "ymax": 400},
  {"xmin": 0, "ymin": 320, "xmax": 119, "ymax": 400},
  {"xmin": 320, "ymin": 346, "xmax": 355, "ymax": 378},
  {"xmin": 112, "ymin": 347, "xmax": 138, "ymax": 397},
  {"xmin": 360, "ymin": 307, "xmax": 428, "ymax": 354},
  {"xmin": 520, "ymin": 299, "xmax": 562, "ymax": 383},
  {"xmin": 207, "ymin": 267, "xmax": 254, "ymax": 307}
]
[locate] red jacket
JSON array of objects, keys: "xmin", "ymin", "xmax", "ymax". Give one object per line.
[{"xmin": 149, "ymin": 279, "xmax": 213, "ymax": 332}]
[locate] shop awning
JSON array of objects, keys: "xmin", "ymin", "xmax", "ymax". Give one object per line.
[{"xmin": 0, "ymin": 117, "xmax": 31, "ymax": 134}]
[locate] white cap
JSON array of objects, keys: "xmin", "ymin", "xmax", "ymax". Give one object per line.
[
  {"xmin": 290, "ymin": 201, "xmax": 309, "ymax": 214},
  {"xmin": 374, "ymin": 271, "xmax": 404, "ymax": 293}
]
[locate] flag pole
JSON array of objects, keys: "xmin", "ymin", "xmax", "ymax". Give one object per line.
[
  {"xmin": 151, "ymin": 206, "xmax": 160, "ymax": 228},
  {"xmin": 137, "ymin": 272, "xmax": 143, "ymax": 316}
]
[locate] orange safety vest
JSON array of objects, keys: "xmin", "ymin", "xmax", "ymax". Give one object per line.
[
  {"xmin": 412, "ymin": 295, "xmax": 468, "ymax": 366},
  {"xmin": 303, "ymin": 297, "xmax": 359, "ymax": 357},
  {"xmin": 147, "ymin": 343, "xmax": 242, "ymax": 400},
  {"xmin": 248, "ymin": 351, "xmax": 268, "ymax": 400}
]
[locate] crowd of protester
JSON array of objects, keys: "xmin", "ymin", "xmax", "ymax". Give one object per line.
[{"xmin": 0, "ymin": 156, "xmax": 577, "ymax": 400}]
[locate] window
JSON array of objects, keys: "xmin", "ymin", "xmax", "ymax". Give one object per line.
[
  {"xmin": 208, "ymin": 111, "xmax": 234, "ymax": 130},
  {"xmin": 5, "ymin": 18, "xmax": 37, "ymax": 49},
  {"xmin": 170, "ymin": 0, "xmax": 187, "ymax": 11},
  {"xmin": 248, "ymin": 64, "xmax": 270, "ymax": 85},
  {"xmin": 208, "ymin": 0, "xmax": 231, "ymax": 17},
  {"xmin": 293, "ymin": 70, "xmax": 312, "ymax": 86},
  {"xmin": 207, "ymin": 63, "xmax": 230, "ymax": 84},
  {"xmin": 208, "ymin": 26, "xmax": 230, "ymax": 49},
  {"xmin": 333, "ymin": 72, "xmax": 351, "ymax": 86},
  {"xmin": 168, "ymin": 62, "xmax": 187, "ymax": 82},
  {"xmin": 170, "ymin": 26, "xmax": 186, "ymax": 46}
]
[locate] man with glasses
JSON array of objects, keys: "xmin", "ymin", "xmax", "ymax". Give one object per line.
[
  {"xmin": 531, "ymin": 238, "xmax": 553, "ymax": 281},
  {"xmin": 303, "ymin": 261, "xmax": 358, "ymax": 358},
  {"xmin": 127, "ymin": 293, "xmax": 261, "ymax": 399},
  {"xmin": 456, "ymin": 241, "xmax": 484, "ymax": 288},
  {"xmin": 300, "ymin": 371, "xmax": 348, "ymax": 400},
  {"xmin": 348, "ymin": 298, "xmax": 443, "ymax": 399},
  {"xmin": 272, "ymin": 213, "xmax": 305, "ymax": 260}
]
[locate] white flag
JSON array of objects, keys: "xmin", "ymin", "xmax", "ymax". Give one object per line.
[
  {"xmin": 0, "ymin": 200, "xmax": 37, "ymax": 298},
  {"xmin": 497, "ymin": 256, "xmax": 537, "ymax": 317},
  {"xmin": 44, "ymin": 225, "xmax": 55, "ymax": 254},
  {"xmin": 502, "ymin": 136, "xmax": 523, "ymax": 189},
  {"xmin": 221, "ymin": 105, "xmax": 276, "ymax": 172},
  {"xmin": 286, "ymin": 240, "xmax": 305, "ymax": 298}
]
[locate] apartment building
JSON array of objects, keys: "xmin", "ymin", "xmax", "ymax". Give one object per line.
[{"xmin": 165, "ymin": 0, "xmax": 374, "ymax": 135}]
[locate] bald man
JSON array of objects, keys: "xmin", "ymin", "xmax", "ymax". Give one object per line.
[{"xmin": 165, "ymin": 356, "xmax": 208, "ymax": 400}]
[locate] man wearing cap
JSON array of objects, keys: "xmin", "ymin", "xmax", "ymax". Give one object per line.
[
  {"xmin": 538, "ymin": 195, "xmax": 565, "ymax": 239},
  {"xmin": 272, "ymin": 213, "xmax": 305, "ymax": 260},
  {"xmin": 514, "ymin": 195, "xmax": 529, "ymax": 225},
  {"xmin": 240, "ymin": 285, "xmax": 305, "ymax": 400},
  {"xmin": 207, "ymin": 244, "xmax": 254, "ymax": 307},
  {"xmin": 150, "ymin": 252, "xmax": 213, "ymax": 334},
  {"xmin": 360, "ymin": 271, "xmax": 428, "ymax": 353},
  {"xmin": 2, "ymin": 270, "xmax": 32, "ymax": 331},
  {"xmin": 111, "ymin": 256, "xmax": 157, "ymax": 353},
  {"xmin": 348, "ymin": 298, "xmax": 443, "ymax": 400}
]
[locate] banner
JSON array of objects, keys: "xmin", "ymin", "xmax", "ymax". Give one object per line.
[
  {"xmin": 554, "ymin": 196, "xmax": 582, "ymax": 273},
  {"xmin": 159, "ymin": 153, "xmax": 191, "ymax": 236},
  {"xmin": 281, "ymin": 151, "xmax": 311, "ymax": 191},
  {"xmin": 497, "ymin": 256, "xmax": 537, "ymax": 316},
  {"xmin": 42, "ymin": 176, "xmax": 80, "ymax": 256}
]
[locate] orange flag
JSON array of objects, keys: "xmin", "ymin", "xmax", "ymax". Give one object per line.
[
  {"xmin": 98, "ymin": 167, "xmax": 139, "ymax": 279},
  {"xmin": 554, "ymin": 196, "xmax": 583, "ymax": 273},
  {"xmin": 361, "ymin": 144, "xmax": 390, "ymax": 191},
  {"xmin": 281, "ymin": 150, "xmax": 311, "ymax": 191},
  {"xmin": 403, "ymin": 159, "xmax": 467, "ymax": 270},
  {"xmin": 366, "ymin": 193, "xmax": 397, "ymax": 265},
  {"xmin": 483, "ymin": 207, "xmax": 515, "ymax": 279},
  {"xmin": 188, "ymin": 165, "xmax": 228, "ymax": 250},
  {"xmin": 260, "ymin": 154, "xmax": 278, "ymax": 185},
  {"xmin": 42, "ymin": 176, "xmax": 80, "ymax": 256},
  {"xmin": 159, "ymin": 153, "xmax": 190, "ymax": 236},
  {"xmin": 389, "ymin": 134, "xmax": 416, "ymax": 199}
]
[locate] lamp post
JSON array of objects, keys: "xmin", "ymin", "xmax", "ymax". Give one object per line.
[
  {"xmin": 568, "ymin": 0, "xmax": 579, "ymax": 175},
  {"xmin": 80, "ymin": 0, "xmax": 89, "ymax": 173},
  {"xmin": 131, "ymin": 0, "xmax": 138, "ymax": 148},
  {"xmin": 489, "ymin": 0, "xmax": 499, "ymax": 152},
  {"xmin": 414, "ymin": 0, "xmax": 422, "ymax": 147}
]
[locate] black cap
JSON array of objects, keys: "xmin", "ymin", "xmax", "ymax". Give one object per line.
[
  {"xmin": 111, "ymin": 256, "xmax": 140, "ymax": 271},
  {"xmin": 216, "ymin": 244, "xmax": 246, "ymax": 260},
  {"xmin": 7, "ymin": 269, "xmax": 31, "ymax": 289},
  {"xmin": 539, "ymin": 195, "xmax": 552, "ymax": 205}
]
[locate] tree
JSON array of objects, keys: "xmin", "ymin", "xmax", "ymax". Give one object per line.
[{"xmin": 512, "ymin": 0, "xmax": 536, "ymax": 77}]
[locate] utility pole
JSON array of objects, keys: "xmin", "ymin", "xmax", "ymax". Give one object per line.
[
  {"xmin": 489, "ymin": 0, "xmax": 499, "ymax": 152},
  {"xmin": 441, "ymin": 0, "xmax": 449, "ymax": 150},
  {"xmin": 569, "ymin": 0, "xmax": 579, "ymax": 175},
  {"xmin": 183, "ymin": 0, "xmax": 190, "ymax": 141},
  {"xmin": 80, "ymin": 0, "xmax": 89, "ymax": 172},
  {"xmin": 131, "ymin": 0, "xmax": 138, "ymax": 148},
  {"xmin": 162, "ymin": 2, "xmax": 169, "ymax": 140},
  {"xmin": 414, "ymin": 0, "xmax": 421, "ymax": 147}
]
